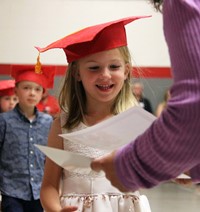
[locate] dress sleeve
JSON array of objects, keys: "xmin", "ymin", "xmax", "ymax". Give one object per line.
[{"xmin": 115, "ymin": 0, "xmax": 200, "ymax": 190}]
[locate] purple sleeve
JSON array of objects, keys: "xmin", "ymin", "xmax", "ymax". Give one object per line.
[
  {"xmin": 190, "ymin": 165, "xmax": 200, "ymax": 183},
  {"xmin": 115, "ymin": 0, "xmax": 200, "ymax": 191}
]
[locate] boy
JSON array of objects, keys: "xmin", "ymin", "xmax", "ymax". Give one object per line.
[{"xmin": 0, "ymin": 62, "xmax": 55, "ymax": 212}]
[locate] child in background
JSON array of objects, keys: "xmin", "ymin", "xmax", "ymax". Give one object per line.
[
  {"xmin": 0, "ymin": 79, "xmax": 18, "ymax": 113},
  {"xmin": 0, "ymin": 79, "xmax": 18, "ymax": 211},
  {"xmin": 37, "ymin": 16, "xmax": 151, "ymax": 211},
  {"xmin": 37, "ymin": 89, "xmax": 60, "ymax": 118},
  {"xmin": 0, "ymin": 63, "xmax": 55, "ymax": 212}
]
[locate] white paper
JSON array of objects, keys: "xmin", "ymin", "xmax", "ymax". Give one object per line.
[
  {"xmin": 35, "ymin": 107, "xmax": 188, "ymax": 180},
  {"xmin": 35, "ymin": 144, "xmax": 92, "ymax": 169},
  {"xmin": 60, "ymin": 106, "xmax": 156, "ymax": 151}
]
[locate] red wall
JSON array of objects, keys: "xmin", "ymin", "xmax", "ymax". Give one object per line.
[{"xmin": 0, "ymin": 64, "xmax": 172, "ymax": 78}]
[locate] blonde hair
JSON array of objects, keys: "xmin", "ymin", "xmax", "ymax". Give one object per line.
[{"xmin": 59, "ymin": 46, "xmax": 138, "ymax": 130}]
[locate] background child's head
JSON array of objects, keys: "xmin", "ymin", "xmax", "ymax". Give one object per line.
[
  {"xmin": 0, "ymin": 79, "xmax": 18, "ymax": 112},
  {"xmin": 11, "ymin": 64, "xmax": 56, "ymax": 109}
]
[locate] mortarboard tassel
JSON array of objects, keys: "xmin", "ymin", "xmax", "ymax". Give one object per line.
[{"xmin": 35, "ymin": 53, "xmax": 43, "ymax": 74}]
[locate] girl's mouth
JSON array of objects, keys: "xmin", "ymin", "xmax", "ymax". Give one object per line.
[{"xmin": 96, "ymin": 84, "xmax": 114, "ymax": 91}]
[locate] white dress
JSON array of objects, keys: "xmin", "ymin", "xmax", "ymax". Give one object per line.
[{"xmin": 60, "ymin": 113, "xmax": 151, "ymax": 212}]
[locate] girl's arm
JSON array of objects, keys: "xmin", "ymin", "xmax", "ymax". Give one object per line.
[
  {"xmin": 40, "ymin": 117, "xmax": 64, "ymax": 211},
  {"xmin": 40, "ymin": 117, "xmax": 78, "ymax": 212}
]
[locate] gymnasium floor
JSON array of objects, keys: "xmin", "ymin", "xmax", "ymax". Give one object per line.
[{"xmin": 141, "ymin": 182, "xmax": 200, "ymax": 212}]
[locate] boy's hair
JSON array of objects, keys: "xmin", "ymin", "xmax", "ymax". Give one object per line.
[{"xmin": 59, "ymin": 46, "xmax": 138, "ymax": 130}]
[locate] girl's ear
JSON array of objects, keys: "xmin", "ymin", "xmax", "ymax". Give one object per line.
[
  {"xmin": 75, "ymin": 71, "xmax": 81, "ymax": 81},
  {"xmin": 124, "ymin": 63, "xmax": 132, "ymax": 80},
  {"xmin": 72, "ymin": 67, "xmax": 81, "ymax": 81},
  {"xmin": 73, "ymin": 70, "xmax": 81, "ymax": 82}
]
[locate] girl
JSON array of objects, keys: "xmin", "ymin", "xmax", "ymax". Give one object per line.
[
  {"xmin": 37, "ymin": 16, "xmax": 151, "ymax": 212},
  {"xmin": 0, "ymin": 79, "xmax": 18, "ymax": 113}
]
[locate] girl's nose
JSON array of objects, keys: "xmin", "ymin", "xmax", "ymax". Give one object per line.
[{"xmin": 100, "ymin": 67, "xmax": 111, "ymax": 79}]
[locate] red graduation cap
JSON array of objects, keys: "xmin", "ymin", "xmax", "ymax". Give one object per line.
[
  {"xmin": 0, "ymin": 79, "xmax": 15, "ymax": 96},
  {"xmin": 11, "ymin": 58, "xmax": 56, "ymax": 89},
  {"xmin": 36, "ymin": 16, "xmax": 150, "ymax": 63}
]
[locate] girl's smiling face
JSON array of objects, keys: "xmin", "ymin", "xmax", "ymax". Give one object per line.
[{"xmin": 77, "ymin": 48, "xmax": 130, "ymax": 106}]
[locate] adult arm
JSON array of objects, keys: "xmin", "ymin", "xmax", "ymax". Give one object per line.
[{"xmin": 91, "ymin": 0, "xmax": 200, "ymax": 191}]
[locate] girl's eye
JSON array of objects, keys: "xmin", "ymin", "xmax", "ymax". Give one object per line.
[
  {"xmin": 88, "ymin": 66, "xmax": 99, "ymax": 71},
  {"xmin": 88, "ymin": 65, "xmax": 121, "ymax": 71},
  {"xmin": 110, "ymin": 65, "xmax": 121, "ymax": 70}
]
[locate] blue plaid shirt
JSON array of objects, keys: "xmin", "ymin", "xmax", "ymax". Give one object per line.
[{"xmin": 0, "ymin": 104, "xmax": 52, "ymax": 200}]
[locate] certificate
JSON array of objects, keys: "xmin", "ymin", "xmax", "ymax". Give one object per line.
[
  {"xmin": 35, "ymin": 106, "xmax": 189, "ymax": 179},
  {"xmin": 35, "ymin": 144, "xmax": 92, "ymax": 169},
  {"xmin": 60, "ymin": 106, "xmax": 156, "ymax": 151}
]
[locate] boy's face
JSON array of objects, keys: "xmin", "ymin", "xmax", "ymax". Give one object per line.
[{"xmin": 15, "ymin": 81, "xmax": 43, "ymax": 108}]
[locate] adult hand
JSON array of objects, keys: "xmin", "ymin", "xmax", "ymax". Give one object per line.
[
  {"xmin": 173, "ymin": 178, "xmax": 193, "ymax": 186},
  {"xmin": 173, "ymin": 172, "xmax": 193, "ymax": 186},
  {"xmin": 91, "ymin": 150, "xmax": 130, "ymax": 192}
]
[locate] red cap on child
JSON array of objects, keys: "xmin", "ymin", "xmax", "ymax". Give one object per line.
[
  {"xmin": 0, "ymin": 80, "xmax": 15, "ymax": 96},
  {"xmin": 36, "ymin": 16, "xmax": 150, "ymax": 63},
  {"xmin": 11, "ymin": 59, "xmax": 56, "ymax": 89}
]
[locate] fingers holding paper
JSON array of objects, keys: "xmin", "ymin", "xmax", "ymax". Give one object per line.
[
  {"xmin": 173, "ymin": 172, "xmax": 193, "ymax": 186},
  {"xmin": 91, "ymin": 150, "xmax": 129, "ymax": 192}
]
